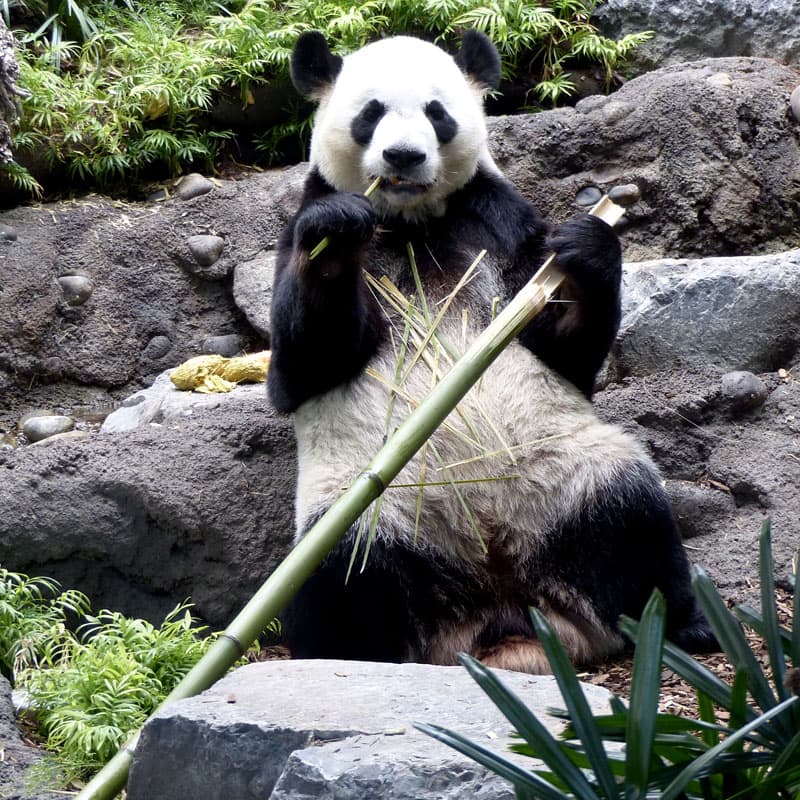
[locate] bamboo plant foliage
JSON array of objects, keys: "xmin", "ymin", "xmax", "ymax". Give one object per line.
[
  {"xmin": 1, "ymin": 0, "xmax": 651, "ymax": 194},
  {"xmin": 418, "ymin": 519, "xmax": 800, "ymax": 799}
]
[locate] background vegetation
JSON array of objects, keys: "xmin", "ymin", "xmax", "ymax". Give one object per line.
[{"xmin": 1, "ymin": 0, "xmax": 650, "ymax": 198}]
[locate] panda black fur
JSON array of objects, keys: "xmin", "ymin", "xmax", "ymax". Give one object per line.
[{"xmin": 269, "ymin": 30, "xmax": 716, "ymax": 672}]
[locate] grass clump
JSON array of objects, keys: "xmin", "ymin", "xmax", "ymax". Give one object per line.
[
  {"xmin": 0, "ymin": 566, "xmax": 239, "ymax": 782},
  {"xmin": 2, "ymin": 0, "xmax": 651, "ymax": 196}
]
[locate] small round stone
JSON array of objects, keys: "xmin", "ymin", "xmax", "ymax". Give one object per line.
[
  {"xmin": 202, "ymin": 334, "xmax": 242, "ymax": 358},
  {"xmin": 176, "ymin": 173, "xmax": 214, "ymax": 201},
  {"xmin": 142, "ymin": 335, "xmax": 173, "ymax": 361},
  {"xmin": 720, "ymin": 371, "xmax": 768, "ymax": 413},
  {"xmin": 608, "ymin": 183, "xmax": 641, "ymax": 207},
  {"xmin": 188, "ymin": 235, "xmax": 225, "ymax": 267},
  {"xmin": 0, "ymin": 223, "xmax": 18, "ymax": 241},
  {"xmin": 58, "ymin": 275, "xmax": 94, "ymax": 306},
  {"xmin": 22, "ymin": 415, "xmax": 75, "ymax": 443},
  {"xmin": 791, "ymin": 86, "xmax": 800, "ymax": 124},
  {"xmin": 575, "ymin": 186, "xmax": 602, "ymax": 208}
]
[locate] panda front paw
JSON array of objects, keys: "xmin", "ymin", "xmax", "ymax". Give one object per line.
[
  {"xmin": 293, "ymin": 192, "xmax": 377, "ymax": 254},
  {"xmin": 546, "ymin": 215, "xmax": 622, "ymax": 289}
]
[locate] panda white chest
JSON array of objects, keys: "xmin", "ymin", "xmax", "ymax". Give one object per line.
[{"xmin": 291, "ymin": 250, "xmax": 646, "ymax": 564}]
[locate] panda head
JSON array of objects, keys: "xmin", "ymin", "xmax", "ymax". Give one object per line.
[{"xmin": 291, "ymin": 31, "xmax": 501, "ymax": 220}]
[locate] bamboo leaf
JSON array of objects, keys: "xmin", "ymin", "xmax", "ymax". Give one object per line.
[
  {"xmin": 529, "ymin": 609, "xmax": 618, "ymax": 799},
  {"xmin": 624, "ymin": 590, "xmax": 666, "ymax": 798}
]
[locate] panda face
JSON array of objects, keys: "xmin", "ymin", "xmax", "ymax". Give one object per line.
[{"xmin": 292, "ymin": 34, "xmax": 501, "ymax": 220}]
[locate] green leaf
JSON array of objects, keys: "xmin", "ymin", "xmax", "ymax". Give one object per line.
[
  {"xmin": 692, "ymin": 566, "xmax": 778, "ymax": 715},
  {"xmin": 623, "ymin": 590, "xmax": 666, "ymax": 798},
  {"xmin": 620, "ymin": 616, "xmax": 749, "ymax": 720},
  {"xmin": 660, "ymin": 696, "xmax": 800, "ymax": 800},
  {"xmin": 529, "ymin": 609, "xmax": 618, "ymax": 799},
  {"xmin": 457, "ymin": 654, "xmax": 599, "ymax": 800},
  {"xmin": 757, "ymin": 519, "xmax": 788, "ymax": 701}
]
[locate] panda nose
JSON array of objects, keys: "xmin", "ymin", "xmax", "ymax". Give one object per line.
[{"xmin": 383, "ymin": 147, "xmax": 426, "ymax": 170}]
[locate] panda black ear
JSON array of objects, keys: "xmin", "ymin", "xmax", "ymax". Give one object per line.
[
  {"xmin": 290, "ymin": 31, "xmax": 344, "ymax": 99},
  {"xmin": 455, "ymin": 30, "xmax": 501, "ymax": 92}
]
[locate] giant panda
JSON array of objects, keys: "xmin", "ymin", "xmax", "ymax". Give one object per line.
[{"xmin": 268, "ymin": 30, "xmax": 715, "ymax": 673}]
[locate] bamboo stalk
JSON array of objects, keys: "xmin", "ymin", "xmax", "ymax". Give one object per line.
[{"xmin": 76, "ymin": 193, "xmax": 628, "ymax": 800}]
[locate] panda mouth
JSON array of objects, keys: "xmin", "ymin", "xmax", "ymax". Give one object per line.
[{"xmin": 377, "ymin": 175, "xmax": 430, "ymax": 194}]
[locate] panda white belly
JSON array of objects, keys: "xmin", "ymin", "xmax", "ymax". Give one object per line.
[{"xmin": 293, "ymin": 311, "xmax": 652, "ymax": 567}]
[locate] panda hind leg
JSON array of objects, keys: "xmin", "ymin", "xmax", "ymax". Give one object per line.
[{"xmin": 468, "ymin": 599, "xmax": 624, "ymax": 675}]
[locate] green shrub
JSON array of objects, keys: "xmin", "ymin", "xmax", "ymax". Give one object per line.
[
  {"xmin": 417, "ymin": 520, "xmax": 800, "ymax": 799},
  {"xmin": 0, "ymin": 566, "xmax": 251, "ymax": 781},
  {"xmin": 20, "ymin": 603, "xmax": 223, "ymax": 778},
  {"xmin": 0, "ymin": 567, "xmax": 89, "ymax": 679},
  {"xmin": 3, "ymin": 0, "xmax": 651, "ymax": 196}
]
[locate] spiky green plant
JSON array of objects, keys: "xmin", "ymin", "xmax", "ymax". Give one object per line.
[{"xmin": 417, "ymin": 520, "xmax": 800, "ymax": 799}]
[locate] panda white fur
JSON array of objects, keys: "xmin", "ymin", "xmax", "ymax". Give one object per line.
[{"xmin": 268, "ymin": 30, "xmax": 715, "ymax": 672}]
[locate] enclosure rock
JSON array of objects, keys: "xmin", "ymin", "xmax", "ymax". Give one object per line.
[
  {"xmin": 0, "ymin": 378, "xmax": 296, "ymax": 627},
  {"xmin": 127, "ymin": 660, "xmax": 612, "ymax": 800},
  {"xmin": 594, "ymin": 0, "xmax": 800, "ymax": 70},
  {"xmin": 608, "ymin": 250, "xmax": 800, "ymax": 378},
  {"xmin": 492, "ymin": 57, "xmax": 800, "ymax": 261}
]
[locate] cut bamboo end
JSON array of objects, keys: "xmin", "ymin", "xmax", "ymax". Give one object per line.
[{"xmin": 528, "ymin": 194, "xmax": 628, "ymax": 302}]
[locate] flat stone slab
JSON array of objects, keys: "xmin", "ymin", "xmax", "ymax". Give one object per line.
[{"xmin": 127, "ymin": 660, "xmax": 612, "ymax": 800}]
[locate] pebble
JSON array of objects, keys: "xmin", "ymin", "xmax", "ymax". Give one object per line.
[
  {"xmin": 188, "ymin": 235, "xmax": 225, "ymax": 267},
  {"xmin": 608, "ymin": 183, "xmax": 641, "ymax": 207},
  {"xmin": 575, "ymin": 186, "xmax": 602, "ymax": 208},
  {"xmin": 791, "ymin": 86, "xmax": 800, "ymax": 124},
  {"xmin": 176, "ymin": 173, "xmax": 214, "ymax": 201},
  {"xmin": 22, "ymin": 415, "xmax": 75, "ymax": 443},
  {"xmin": 58, "ymin": 275, "xmax": 94, "ymax": 306},
  {"xmin": 202, "ymin": 334, "xmax": 242, "ymax": 358},
  {"xmin": 0, "ymin": 223, "xmax": 17, "ymax": 241},
  {"xmin": 142, "ymin": 335, "xmax": 173, "ymax": 361},
  {"xmin": 719, "ymin": 371, "xmax": 768, "ymax": 413}
]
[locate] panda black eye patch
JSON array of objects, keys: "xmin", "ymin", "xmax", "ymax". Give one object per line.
[
  {"xmin": 424, "ymin": 100, "xmax": 457, "ymax": 143},
  {"xmin": 351, "ymin": 99, "xmax": 387, "ymax": 146}
]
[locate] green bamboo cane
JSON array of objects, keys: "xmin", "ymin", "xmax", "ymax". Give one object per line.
[{"xmin": 76, "ymin": 193, "xmax": 629, "ymax": 800}]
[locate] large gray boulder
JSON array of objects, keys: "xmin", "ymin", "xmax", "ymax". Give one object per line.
[
  {"xmin": 127, "ymin": 659, "xmax": 612, "ymax": 800},
  {"xmin": 0, "ymin": 377, "xmax": 296, "ymax": 627},
  {"xmin": 595, "ymin": 0, "xmax": 800, "ymax": 70},
  {"xmin": 610, "ymin": 250, "xmax": 800, "ymax": 378},
  {"xmin": 0, "ymin": 163, "xmax": 306, "ymax": 416},
  {"xmin": 493, "ymin": 57, "xmax": 800, "ymax": 261}
]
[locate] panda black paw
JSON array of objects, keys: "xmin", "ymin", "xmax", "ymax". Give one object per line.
[
  {"xmin": 293, "ymin": 192, "xmax": 377, "ymax": 254},
  {"xmin": 546, "ymin": 215, "xmax": 622, "ymax": 289}
]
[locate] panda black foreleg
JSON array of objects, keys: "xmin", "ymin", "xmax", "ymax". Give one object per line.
[
  {"xmin": 268, "ymin": 192, "xmax": 385, "ymax": 412},
  {"xmin": 520, "ymin": 214, "xmax": 623, "ymax": 397}
]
